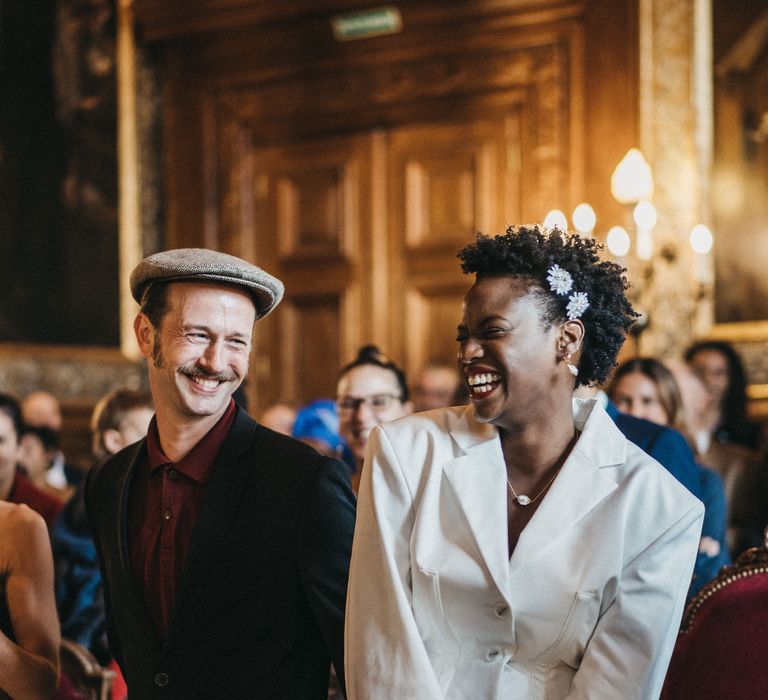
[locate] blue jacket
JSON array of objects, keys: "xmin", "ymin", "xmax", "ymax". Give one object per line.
[{"xmin": 607, "ymin": 403, "xmax": 729, "ymax": 597}]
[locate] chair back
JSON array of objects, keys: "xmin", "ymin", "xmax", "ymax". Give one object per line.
[
  {"xmin": 57, "ymin": 639, "xmax": 115, "ymax": 700},
  {"xmin": 662, "ymin": 546, "xmax": 768, "ymax": 699}
]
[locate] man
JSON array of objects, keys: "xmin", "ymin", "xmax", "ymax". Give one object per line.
[
  {"xmin": 85, "ymin": 249, "xmax": 356, "ymax": 698},
  {"xmin": 22, "ymin": 389, "xmax": 82, "ymax": 489},
  {"xmin": 411, "ymin": 362, "xmax": 462, "ymax": 412},
  {"xmin": 0, "ymin": 393, "xmax": 63, "ymax": 530}
]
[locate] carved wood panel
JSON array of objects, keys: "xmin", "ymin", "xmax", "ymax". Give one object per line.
[
  {"xmin": 242, "ymin": 132, "xmax": 377, "ymax": 408},
  {"xmin": 156, "ymin": 3, "xmax": 603, "ymax": 412},
  {"xmin": 386, "ymin": 114, "xmax": 522, "ymax": 367}
]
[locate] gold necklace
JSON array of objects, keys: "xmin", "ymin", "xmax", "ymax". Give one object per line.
[
  {"xmin": 506, "ymin": 431, "xmax": 578, "ymax": 506},
  {"xmin": 506, "ymin": 468, "xmax": 562, "ymax": 506}
]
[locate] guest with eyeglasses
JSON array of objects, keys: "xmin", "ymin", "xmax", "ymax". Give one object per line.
[{"xmin": 336, "ymin": 345, "xmax": 413, "ymax": 492}]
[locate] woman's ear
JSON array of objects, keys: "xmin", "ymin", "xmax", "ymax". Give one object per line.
[{"xmin": 558, "ymin": 319, "xmax": 586, "ymax": 362}]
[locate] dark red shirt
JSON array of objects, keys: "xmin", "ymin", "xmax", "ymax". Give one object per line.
[
  {"xmin": 128, "ymin": 400, "xmax": 236, "ymax": 639},
  {"xmin": 8, "ymin": 471, "xmax": 63, "ymax": 531}
]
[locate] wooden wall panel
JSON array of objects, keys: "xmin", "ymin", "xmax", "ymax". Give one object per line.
[
  {"xmin": 279, "ymin": 295, "xmax": 343, "ymax": 404},
  {"xmin": 386, "ymin": 114, "xmax": 522, "ymax": 365},
  {"xmin": 242, "ymin": 132, "xmax": 376, "ymax": 408},
  {"xmin": 141, "ymin": 0, "xmax": 639, "ymax": 411},
  {"xmin": 405, "ymin": 287, "xmax": 471, "ymax": 376}
]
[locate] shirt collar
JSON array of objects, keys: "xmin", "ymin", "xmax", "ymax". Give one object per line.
[{"xmin": 146, "ymin": 399, "xmax": 238, "ymax": 483}]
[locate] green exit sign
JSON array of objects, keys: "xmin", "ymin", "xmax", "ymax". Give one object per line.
[{"xmin": 331, "ymin": 6, "xmax": 403, "ymax": 41}]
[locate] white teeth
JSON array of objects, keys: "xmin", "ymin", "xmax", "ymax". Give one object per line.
[
  {"xmin": 471, "ymin": 383, "xmax": 495, "ymax": 396},
  {"xmin": 467, "ymin": 373, "xmax": 502, "ymax": 386},
  {"xmin": 191, "ymin": 376, "xmax": 219, "ymax": 389}
]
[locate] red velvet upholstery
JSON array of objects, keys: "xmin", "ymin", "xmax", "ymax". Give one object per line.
[{"xmin": 662, "ymin": 547, "xmax": 768, "ymax": 699}]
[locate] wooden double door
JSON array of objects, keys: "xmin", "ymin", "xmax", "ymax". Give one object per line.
[
  {"xmin": 243, "ymin": 113, "xmax": 524, "ymax": 409},
  {"xmin": 152, "ymin": 2, "xmax": 611, "ymax": 412}
]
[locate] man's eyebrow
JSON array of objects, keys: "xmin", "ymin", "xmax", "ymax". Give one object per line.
[{"xmin": 183, "ymin": 324, "xmax": 250, "ymax": 339}]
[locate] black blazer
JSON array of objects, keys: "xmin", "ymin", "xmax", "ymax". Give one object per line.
[{"xmin": 84, "ymin": 408, "xmax": 356, "ymax": 699}]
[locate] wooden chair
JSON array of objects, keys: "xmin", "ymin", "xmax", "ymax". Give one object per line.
[
  {"xmin": 57, "ymin": 639, "xmax": 115, "ymax": 700},
  {"xmin": 662, "ymin": 546, "xmax": 768, "ymax": 699}
]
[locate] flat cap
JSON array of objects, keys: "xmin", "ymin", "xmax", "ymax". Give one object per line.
[{"xmin": 130, "ymin": 248, "xmax": 284, "ymax": 319}]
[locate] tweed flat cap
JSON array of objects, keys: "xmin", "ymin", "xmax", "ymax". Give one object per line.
[{"xmin": 130, "ymin": 248, "xmax": 284, "ymax": 319}]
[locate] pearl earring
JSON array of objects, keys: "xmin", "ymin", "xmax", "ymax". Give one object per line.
[{"xmin": 564, "ymin": 354, "xmax": 579, "ymax": 377}]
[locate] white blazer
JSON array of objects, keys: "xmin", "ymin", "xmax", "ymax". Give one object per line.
[{"xmin": 345, "ymin": 399, "xmax": 704, "ymax": 700}]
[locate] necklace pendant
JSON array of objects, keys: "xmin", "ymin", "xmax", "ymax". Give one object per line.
[{"xmin": 516, "ymin": 494, "xmax": 531, "ymax": 506}]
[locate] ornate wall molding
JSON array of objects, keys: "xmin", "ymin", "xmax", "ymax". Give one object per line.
[{"xmin": 638, "ymin": 0, "xmax": 713, "ymax": 357}]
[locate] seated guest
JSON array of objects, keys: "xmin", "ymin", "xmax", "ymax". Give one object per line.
[
  {"xmin": 607, "ymin": 358, "xmax": 730, "ymax": 596},
  {"xmin": 53, "ymin": 388, "xmax": 153, "ymax": 666},
  {"xmin": 257, "ymin": 402, "xmax": 297, "ymax": 436},
  {"xmin": 684, "ymin": 340, "xmax": 762, "ymax": 453},
  {"xmin": 18, "ymin": 425, "xmax": 70, "ymax": 502},
  {"xmin": 411, "ymin": 363, "xmax": 462, "ymax": 412},
  {"xmin": 336, "ymin": 345, "xmax": 413, "ymax": 492},
  {"xmin": 0, "ymin": 393, "xmax": 62, "ymax": 530},
  {"xmin": 22, "ymin": 389, "xmax": 82, "ymax": 490},
  {"xmin": 292, "ymin": 399, "xmax": 345, "ymax": 458},
  {"xmin": 0, "ymin": 500, "xmax": 60, "ymax": 698}
]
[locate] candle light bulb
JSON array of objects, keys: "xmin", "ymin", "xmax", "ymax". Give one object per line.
[
  {"xmin": 690, "ymin": 224, "xmax": 713, "ymax": 254},
  {"xmin": 606, "ymin": 226, "xmax": 631, "ymax": 257},
  {"xmin": 611, "ymin": 149, "xmax": 654, "ymax": 204},
  {"xmin": 543, "ymin": 209, "xmax": 568, "ymax": 233},
  {"xmin": 572, "ymin": 203, "xmax": 596, "ymax": 236},
  {"xmin": 633, "ymin": 200, "xmax": 657, "ymax": 230}
]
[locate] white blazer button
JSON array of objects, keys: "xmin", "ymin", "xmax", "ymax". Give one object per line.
[
  {"xmin": 485, "ymin": 646, "xmax": 502, "ymax": 661},
  {"xmin": 494, "ymin": 603, "xmax": 509, "ymax": 618}
]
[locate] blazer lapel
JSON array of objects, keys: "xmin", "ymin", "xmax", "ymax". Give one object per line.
[
  {"xmin": 163, "ymin": 409, "xmax": 257, "ymax": 652},
  {"xmin": 115, "ymin": 441, "xmax": 164, "ymax": 654},
  {"xmin": 443, "ymin": 408, "xmax": 512, "ymax": 601},
  {"xmin": 509, "ymin": 400, "xmax": 624, "ymax": 574}
]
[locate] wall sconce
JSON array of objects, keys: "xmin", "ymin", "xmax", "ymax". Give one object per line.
[
  {"xmin": 543, "ymin": 148, "xmax": 715, "ymax": 347},
  {"xmin": 610, "ymin": 148, "xmax": 654, "ymax": 204}
]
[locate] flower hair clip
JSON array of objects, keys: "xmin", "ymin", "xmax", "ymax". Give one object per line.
[
  {"xmin": 546, "ymin": 264, "xmax": 590, "ymax": 320},
  {"xmin": 546, "ymin": 264, "xmax": 573, "ymax": 295}
]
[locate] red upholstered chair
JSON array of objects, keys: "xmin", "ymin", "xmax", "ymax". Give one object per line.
[{"xmin": 662, "ymin": 546, "xmax": 768, "ymax": 700}]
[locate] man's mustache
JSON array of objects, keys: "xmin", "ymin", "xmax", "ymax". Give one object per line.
[{"xmin": 179, "ymin": 364, "xmax": 238, "ymax": 383}]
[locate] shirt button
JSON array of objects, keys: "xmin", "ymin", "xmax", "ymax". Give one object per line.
[
  {"xmin": 485, "ymin": 646, "xmax": 502, "ymax": 662},
  {"xmin": 154, "ymin": 672, "xmax": 169, "ymax": 687},
  {"xmin": 166, "ymin": 468, "xmax": 179, "ymax": 480},
  {"xmin": 163, "ymin": 510, "xmax": 172, "ymax": 521},
  {"xmin": 494, "ymin": 603, "xmax": 509, "ymax": 618}
]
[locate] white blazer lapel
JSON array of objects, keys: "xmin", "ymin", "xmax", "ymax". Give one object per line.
[
  {"xmin": 510, "ymin": 401, "xmax": 625, "ymax": 574},
  {"xmin": 443, "ymin": 408, "xmax": 511, "ymax": 600}
]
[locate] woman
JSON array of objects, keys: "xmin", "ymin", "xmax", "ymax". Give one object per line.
[
  {"xmin": 0, "ymin": 501, "xmax": 60, "ymax": 699},
  {"xmin": 346, "ymin": 226, "xmax": 704, "ymax": 699},
  {"xmin": 608, "ymin": 358, "xmax": 688, "ymax": 431},
  {"xmin": 683, "ymin": 342, "xmax": 765, "ymax": 555},
  {"xmin": 684, "ymin": 340, "xmax": 761, "ymax": 452},
  {"xmin": 607, "ymin": 357, "xmax": 730, "ymax": 596},
  {"xmin": 336, "ymin": 345, "xmax": 413, "ymax": 492}
]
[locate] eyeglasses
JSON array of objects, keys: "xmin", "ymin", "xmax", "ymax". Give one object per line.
[{"xmin": 336, "ymin": 393, "xmax": 402, "ymax": 413}]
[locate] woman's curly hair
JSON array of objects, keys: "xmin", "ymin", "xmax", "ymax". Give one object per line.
[{"xmin": 457, "ymin": 225, "xmax": 637, "ymax": 387}]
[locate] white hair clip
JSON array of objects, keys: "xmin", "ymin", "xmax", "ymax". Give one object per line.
[
  {"xmin": 566, "ymin": 292, "xmax": 590, "ymax": 320},
  {"xmin": 547, "ymin": 264, "xmax": 589, "ymax": 320},
  {"xmin": 546, "ymin": 264, "xmax": 573, "ymax": 295}
]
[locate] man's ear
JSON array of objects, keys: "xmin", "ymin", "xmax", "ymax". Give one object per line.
[
  {"xmin": 558, "ymin": 319, "xmax": 586, "ymax": 361},
  {"xmin": 134, "ymin": 313, "xmax": 155, "ymax": 360},
  {"xmin": 102, "ymin": 428, "xmax": 125, "ymax": 456}
]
